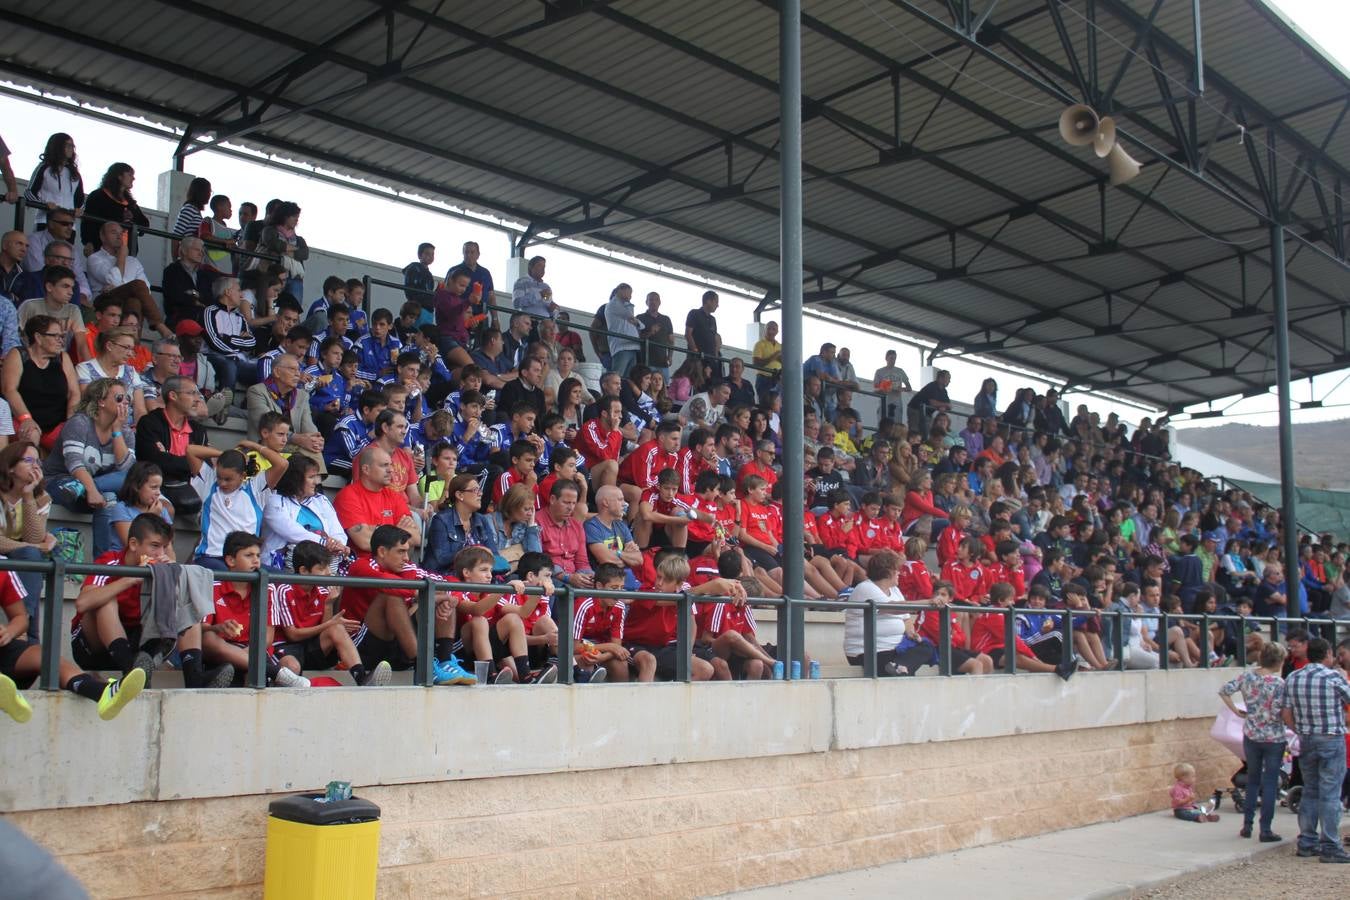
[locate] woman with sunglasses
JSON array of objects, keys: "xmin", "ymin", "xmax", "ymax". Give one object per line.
[
  {"xmin": 2, "ymin": 315, "xmax": 80, "ymax": 451},
  {"xmin": 0, "ymin": 441, "xmax": 55, "ymax": 639},
  {"xmin": 41, "ymin": 377, "xmax": 135, "ymax": 557},
  {"xmin": 76, "ymin": 327, "xmax": 147, "ymax": 428}
]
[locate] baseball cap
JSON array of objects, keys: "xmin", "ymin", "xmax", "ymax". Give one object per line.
[
  {"xmin": 174, "ymin": 320, "xmax": 204, "ymax": 337},
  {"xmin": 1202, "ymin": 530, "xmax": 1220, "ymax": 542}
]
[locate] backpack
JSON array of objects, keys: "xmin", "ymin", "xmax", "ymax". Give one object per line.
[
  {"xmin": 590, "ymin": 304, "xmax": 610, "ymax": 358},
  {"xmin": 51, "ymin": 526, "xmax": 86, "ymax": 584}
]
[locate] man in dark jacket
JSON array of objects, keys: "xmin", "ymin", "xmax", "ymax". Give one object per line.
[{"xmin": 134, "ymin": 375, "xmax": 218, "ymax": 516}]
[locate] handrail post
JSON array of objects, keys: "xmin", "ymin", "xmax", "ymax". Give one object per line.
[
  {"xmin": 676, "ymin": 591, "xmax": 692, "ymax": 683},
  {"xmin": 776, "ymin": 598, "xmax": 792, "ymax": 675},
  {"xmin": 1060, "ymin": 603, "xmax": 1074, "ymax": 670},
  {"xmin": 12, "ymin": 197, "xmax": 24, "ymax": 232},
  {"xmin": 1268, "ymin": 616, "xmax": 1279, "ymax": 644},
  {"xmin": 414, "ymin": 578, "xmax": 436, "ymax": 687},
  {"xmin": 39, "ymin": 558, "xmax": 64, "ymax": 690},
  {"xmin": 1236, "ymin": 616, "xmax": 1249, "ymax": 667},
  {"xmin": 248, "ymin": 568, "xmax": 269, "ymax": 689},
  {"xmin": 1158, "ymin": 610, "xmax": 1170, "ymax": 671},
  {"xmin": 1113, "ymin": 608, "xmax": 1125, "ymax": 671},
  {"xmin": 556, "ymin": 583, "xmax": 575, "ymax": 685},
  {"xmin": 1003, "ymin": 606, "xmax": 1017, "ymax": 675},
  {"xmin": 361, "ymin": 274, "xmax": 373, "ymax": 323},
  {"xmin": 863, "ymin": 598, "xmax": 878, "ymax": 678},
  {"xmin": 1199, "ymin": 613, "xmax": 1210, "ymax": 668},
  {"xmin": 937, "ymin": 607, "xmax": 952, "ymax": 676}
]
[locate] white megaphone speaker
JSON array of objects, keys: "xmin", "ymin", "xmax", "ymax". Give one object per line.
[
  {"xmin": 1091, "ymin": 118, "xmax": 1142, "ymax": 185},
  {"xmin": 1058, "ymin": 104, "xmax": 1100, "ymax": 146}
]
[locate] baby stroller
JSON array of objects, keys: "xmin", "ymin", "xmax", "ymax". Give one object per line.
[{"xmin": 1208, "ymin": 702, "xmax": 1302, "ymax": 814}]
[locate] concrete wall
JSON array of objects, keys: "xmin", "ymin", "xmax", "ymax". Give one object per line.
[{"xmin": 2, "ymin": 675, "xmax": 1236, "ymax": 899}]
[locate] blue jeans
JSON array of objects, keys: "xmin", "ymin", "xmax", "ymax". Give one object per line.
[
  {"xmin": 191, "ymin": 555, "xmax": 229, "ymax": 572},
  {"xmin": 7, "ymin": 545, "xmax": 45, "ymax": 640},
  {"xmin": 1296, "ymin": 732, "xmax": 1347, "ymax": 856},
  {"xmin": 1243, "ymin": 736, "xmax": 1285, "ymax": 834},
  {"xmin": 205, "ymin": 352, "xmax": 257, "ymax": 391},
  {"xmin": 610, "ymin": 349, "xmax": 637, "ymax": 378},
  {"xmin": 47, "ymin": 470, "xmax": 129, "ymax": 558}
]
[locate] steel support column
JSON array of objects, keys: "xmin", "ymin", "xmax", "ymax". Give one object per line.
[
  {"xmin": 779, "ymin": 0, "xmax": 806, "ymax": 676},
  {"xmin": 1270, "ymin": 223, "xmax": 1300, "ymax": 582}
]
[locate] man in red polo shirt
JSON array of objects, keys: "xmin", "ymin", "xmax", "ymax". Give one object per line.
[
  {"xmin": 538, "ymin": 479, "xmax": 595, "ymax": 588},
  {"xmin": 736, "ymin": 439, "xmax": 779, "ymax": 497},
  {"xmin": 575, "ymin": 395, "xmax": 624, "ymax": 488},
  {"xmin": 334, "ymin": 445, "xmax": 421, "ymax": 557},
  {"xmin": 618, "ymin": 418, "xmax": 681, "ymax": 512}
]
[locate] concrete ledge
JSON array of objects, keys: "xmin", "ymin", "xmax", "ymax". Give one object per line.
[{"xmin": 2, "ymin": 668, "xmax": 1232, "ymax": 813}]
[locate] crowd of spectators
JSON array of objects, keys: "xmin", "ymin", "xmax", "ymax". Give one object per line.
[{"xmin": 1, "ymin": 127, "xmax": 1347, "ymax": 716}]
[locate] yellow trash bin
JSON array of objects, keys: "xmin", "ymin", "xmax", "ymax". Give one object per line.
[{"xmin": 263, "ymin": 793, "xmax": 381, "ymax": 900}]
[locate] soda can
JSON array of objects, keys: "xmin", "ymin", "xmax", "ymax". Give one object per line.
[
  {"xmin": 772, "ymin": 661, "xmax": 784, "ymax": 680},
  {"xmin": 790, "ymin": 660, "xmax": 801, "ymax": 680},
  {"xmin": 809, "ymin": 660, "xmax": 821, "ymax": 680}
]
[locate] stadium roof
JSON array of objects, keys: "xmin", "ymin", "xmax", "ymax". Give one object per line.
[{"xmin": 2, "ymin": 0, "xmax": 1347, "ymax": 410}]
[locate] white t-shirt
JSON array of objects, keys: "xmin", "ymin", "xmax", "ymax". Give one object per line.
[
  {"xmin": 842, "ymin": 579, "xmax": 911, "ymax": 658},
  {"xmin": 194, "ymin": 467, "xmax": 271, "ymax": 558}
]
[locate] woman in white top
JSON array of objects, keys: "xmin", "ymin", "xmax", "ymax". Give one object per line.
[
  {"xmin": 23, "ymin": 133, "xmax": 84, "ymax": 227},
  {"xmin": 544, "ymin": 348, "xmax": 593, "ymax": 408},
  {"xmin": 76, "ymin": 328, "xmax": 146, "ymax": 428},
  {"xmin": 261, "ymin": 455, "xmax": 349, "ymax": 571},
  {"xmin": 1121, "ymin": 583, "xmax": 1160, "ymax": 669},
  {"xmin": 843, "ymin": 550, "xmax": 932, "ymax": 677}
]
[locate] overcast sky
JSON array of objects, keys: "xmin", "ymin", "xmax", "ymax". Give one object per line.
[{"xmin": 0, "ymin": 0, "xmax": 1343, "ymax": 431}]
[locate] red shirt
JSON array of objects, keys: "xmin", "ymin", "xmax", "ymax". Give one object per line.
[
  {"xmin": 624, "ymin": 580, "xmax": 680, "ymax": 646},
  {"xmin": 333, "ymin": 481, "xmax": 412, "ymax": 546},
  {"xmin": 900, "ymin": 490, "xmax": 944, "ymax": 531},
  {"xmin": 853, "ymin": 514, "xmax": 891, "ymax": 554},
  {"xmin": 619, "ymin": 439, "xmax": 678, "ymax": 489},
  {"xmin": 575, "ymin": 418, "xmax": 622, "ymax": 464},
  {"xmin": 985, "ymin": 561, "xmax": 1026, "ymax": 599},
  {"xmin": 677, "ymin": 446, "xmax": 716, "ymax": 494},
  {"xmin": 0, "ymin": 569, "xmax": 28, "ymax": 621},
  {"xmin": 339, "ymin": 557, "xmax": 420, "ymax": 622},
  {"xmin": 741, "ymin": 501, "xmax": 783, "ymax": 549},
  {"xmin": 696, "ymin": 600, "xmax": 757, "ymax": 638},
  {"xmin": 941, "ymin": 559, "xmax": 989, "ymax": 603},
  {"xmin": 496, "ymin": 591, "xmax": 548, "ymax": 631},
  {"xmin": 936, "ymin": 525, "xmax": 964, "ymax": 567},
  {"xmin": 205, "ymin": 582, "xmax": 266, "ymax": 643},
  {"xmin": 686, "ymin": 495, "xmax": 724, "ymax": 544},
  {"xmin": 387, "ymin": 446, "xmax": 417, "ymax": 496},
  {"xmin": 917, "ymin": 606, "xmax": 966, "ymax": 648},
  {"xmin": 971, "ymin": 611, "xmax": 1033, "ymax": 657},
  {"xmin": 815, "ymin": 511, "xmax": 859, "ymax": 555},
  {"xmin": 538, "ymin": 513, "xmax": 588, "ymax": 574},
  {"xmin": 493, "ymin": 467, "xmax": 532, "ymax": 503},
  {"xmin": 269, "ymin": 584, "xmax": 331, "ymax": 631},
  {"xmin": 73, "ymin": 550, "xmax": 141, "ymax": 633},
  {"xmin": 898, "ymin": 558, "xmax": 934, "ymax": 601},
  {"xmin": 572, "ymin": 597, "xmax": 625, "ymax": 643},
  {"xmin": 735, "ymin": 461, "xmax": 778, "ymax": 497},
  {"xmin": 641, "ymin": 487, "xmax": 696, "ymax": 518}
]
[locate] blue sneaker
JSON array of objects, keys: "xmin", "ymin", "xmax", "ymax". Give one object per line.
[
  {"xmin": 837, "ymin": 586, "xmax": 853, "ymax": 600},
  {"xmin": 434, "ymin": 656, "xmax": 477, "ymax": 686}
]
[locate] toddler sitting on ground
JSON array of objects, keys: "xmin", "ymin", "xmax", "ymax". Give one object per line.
[{"xmin": 1170, "ymin": 763, "xmax": 1219, "ymax": 822}]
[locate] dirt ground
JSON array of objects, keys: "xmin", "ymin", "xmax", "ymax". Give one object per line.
[{"xmin": 1144, "ymin": 841, "xmax": 1350, "ymax": 898}]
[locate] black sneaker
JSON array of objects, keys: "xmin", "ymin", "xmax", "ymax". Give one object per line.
[
  {"xmin": 1056, "ymin": 657, "xmax": 1079, "ymax": 681},
  {"xmin": 1238, "ymin": 826, "xmax": 1252, "ymax": 839},
  {"xmin": 1258, "ymin": 832, "xmax": 1282, "ymax": 843},
  {"xmin": 1319, "ymin": 852, "xmax": 1350, "ymax": 864},
  {"xmin": 1296, "ymin": 847, "xmax": 1320, "ymax": 858}
]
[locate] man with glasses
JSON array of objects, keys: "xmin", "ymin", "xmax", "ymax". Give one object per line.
[
  {"xmin": 134, "ymin": 374, "xmax": 219, "ymax": 517},
  {"xmin": 143, "ymin": 336, "xmax": 232, "ymax": 422},
  {"xmin": 16, "ymin": 265, "xmax": 89, "ymax": 362},
  {"xmin": 20, "ymin": 211, "xmax": 91, "ymax": 306},
  {"xmin": 85, "ymin": 220, "xmax": 170, "ymax": 338}
]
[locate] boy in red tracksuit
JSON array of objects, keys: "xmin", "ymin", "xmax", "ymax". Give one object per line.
[
  {"xmin": 803, "ymin": 509, "xmax": 855, "ymax": 598},
  {"xmin": 936, "ymin": 505, "xmax": 971, "ymax": 567},
  {"xmin": 984, "ymin": 539, "xmax": 1028, "ymax": 600},
  {"xmin": 981, "ymin": 519, "xmax": 1014, "ymax": 562},
  {"xmin": 916, "ymin": 580, "xmax": 993, "ymax": 675},
  {"xmin": 899, "ymin": 537, "xmax": 934, "ymax": 601},
  {"xmin": 815, "ymin": 490, "xmax": 861, "ymax": 558},
  {"xmin": 693, "ymin": 548, "xmax": 779, "ymax": 679},
  {"xmin": 940, "ymin": 536, "xmax": 992, "ymax": 605},
  {"xmin": 880, "ymin": 496, "xmax": 906, "ymax": 553},
  {"xmin": 852, "ymin": 492, "xmax": 891, "ymax": 562},
  {"xmin": 970, "ymin": 581, "xmax": 1057, "ymax": 673},
  {"xmin": 618, "ymin": 419, "xmax": 681, "ymax": 511},
  {"xmin": 572, "ymin": 563, "xmax": 654, "ymax": 682},
  {"xmin": 201, "ymin": 532, "xmax": 308, "ymax": 688},
  {"xmin": 451, "ymin": 546, "xmax": 554, "ymax": 684}
]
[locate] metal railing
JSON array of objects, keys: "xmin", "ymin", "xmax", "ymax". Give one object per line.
[{"xmin": 6, "ymin": 555, "xmax": 1342, "ymax": 692}]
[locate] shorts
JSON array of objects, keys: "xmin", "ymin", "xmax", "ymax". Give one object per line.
[
  {"xmin": 273, "ymin": 636, "xmax": 338, "ymax": 672},
  {"xmin": 949, "ymin": 646, "xmax": 981, "ymax": 672},
  {"xmin": 355, "ymin": 624, "xmax": 413, "ymax": 671},
  {"xmin": 628, "ymin": 643, "xmax": 712, "ymax": 680},
  {"xmin": 728, "ymin": 644, "xmax": 773, "ymax": 678},
  {"xmin": 70, "ymin": 625, "xmax": 143, "ymax": 671},
  {"xmin": 811, "ymin": 544, "xmax": 848, "ymax": 559},
  {"xmin": 741, "ymin": 546, "xmax": 781, "ymax": 571},
  {"xmin": 686, "ymin": 540, "xmax": 710, "ymax": 558},
  {"xmin": 0, "ymin": 636, "xmax": 37, "ymax": 683}
]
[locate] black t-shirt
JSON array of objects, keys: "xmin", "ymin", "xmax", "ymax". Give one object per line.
[
  {"xmin": 807, "ymin": 467, "xmax": 848, "ymax": 504},
  {"xmin": 495, "ymin": 378, "xmax": 545, "ymax": 425},
  {"xmin": 685, "ymin": 308, "xmax": 719, "ymax": 356},
  {"xmin": 637, "ymin": 312, "xmax": 674, "ymax": 366},
  {"xmin": 908, "ymin": 381, "xmax": 949, "ymax": 411}
]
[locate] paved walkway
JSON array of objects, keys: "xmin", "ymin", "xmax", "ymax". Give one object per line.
[{"xmin": 719, "ymin": 812, "xmax": 1346, "ymax": 899}]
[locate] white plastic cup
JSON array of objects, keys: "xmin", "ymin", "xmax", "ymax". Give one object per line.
[{"xmin": 473, "ymin": 661, "xmax": 490, "ymax": 685}]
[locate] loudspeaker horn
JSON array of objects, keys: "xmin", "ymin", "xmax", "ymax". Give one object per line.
[
  {"xmin": 1058, "ymin": 104, "xmax": 1099, "ymax": 146},
  {"xmin": 1093, "ymin": 116, "xmax": 1117, "ymax": 158},
  {"xmin": 1106, "ymin": 143, "xmax": 1142, "ymax": 186}
]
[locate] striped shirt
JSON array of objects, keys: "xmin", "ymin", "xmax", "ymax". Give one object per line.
[
  {"xmin": 172, "ymin": 203, "xmax": 203, "ymax": 238},
  {"xmin": 1282, "ymin": 663, "xmax": 1350, "ymax": 735}
]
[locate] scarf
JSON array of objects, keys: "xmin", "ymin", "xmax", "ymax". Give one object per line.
[{"xmin": 265, "ymin": 377, "xmax": 296, "ymax": 415}]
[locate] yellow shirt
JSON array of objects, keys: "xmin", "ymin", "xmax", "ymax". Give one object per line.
[{"xmin": 752, "ymin": 338, "xmax": 782, "ymax": 372}]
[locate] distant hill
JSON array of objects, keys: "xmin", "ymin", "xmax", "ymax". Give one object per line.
[{"xmin": 1176, "ymin": 420, "xmax": 1350, "ymax": 490}]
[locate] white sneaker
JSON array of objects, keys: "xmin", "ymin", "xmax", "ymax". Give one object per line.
[{"xmin": 274, "ymin": 667, "xmax": 311, "ymax": 689}]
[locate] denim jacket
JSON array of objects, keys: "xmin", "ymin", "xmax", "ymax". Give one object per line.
[
  {"xmin": 425, "ymin": 509, "xmax": 499, "ymax": 573},
  {"xmin": 493, "ymin": 512, "xmax": 543, "ymax": 556}
]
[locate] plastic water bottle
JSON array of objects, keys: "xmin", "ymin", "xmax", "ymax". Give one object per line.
[
  {"xmin": 790, "ymin": 660, "xmax": 801, "ymax": 680},
  {"xmin": 772, "ymin": 661, "xmax": 784, "ymax": 680},
  {"xmin": 809, "ymin": 660, "xmax": 820, "ymax": 680}
]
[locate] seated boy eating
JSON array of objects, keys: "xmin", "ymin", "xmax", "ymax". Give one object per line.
[
  {"xmin": 270, "ymin": 540, "xmax": 393, "ymax": 687},
  {"xmin": 572, "ymin": 563, "xmax": 656, "ymax": 683}
]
